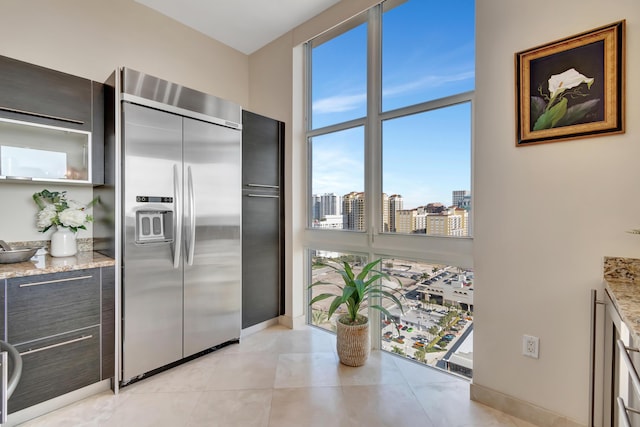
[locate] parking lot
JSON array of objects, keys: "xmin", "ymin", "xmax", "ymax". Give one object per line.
[{"xmin": 381, "ymin": 303, "xmax": 472, "ymax": 366}]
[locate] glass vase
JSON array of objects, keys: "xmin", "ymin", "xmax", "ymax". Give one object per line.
[{"xmin": 50, "ymin": 226, "xmax": 77, "ymax": 257}]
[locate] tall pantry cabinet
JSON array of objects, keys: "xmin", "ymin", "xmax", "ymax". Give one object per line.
[{"xmin": 241, "ymin": 110, "xmax": 284, "ymax": 328}]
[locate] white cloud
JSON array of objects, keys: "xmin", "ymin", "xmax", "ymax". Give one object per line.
[
  {"xmin": 383, "ymin": 70, "xmax": 475, "ymax": 98},
  {"xmin": 312, "ymin": 69, "xmax": 473, "ymax": 115},
  {"xmin": 312, "ymin": 92, "xmax": 366, "ymax": 114}
]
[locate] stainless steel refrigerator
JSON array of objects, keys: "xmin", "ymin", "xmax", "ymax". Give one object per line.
[{"xmin": 119, "ymin": 68, "xmax": 242, "ymax": 384}]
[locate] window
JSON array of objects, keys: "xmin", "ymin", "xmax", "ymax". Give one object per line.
[
  {"xmin": 382, "ymin": 102, "xmax": 472, "ymax": 236},
  {"xmin": 308, "ymin": 251, "xmax": 368, "ymax": 333},
  {"xmin": 305, "ymin": 0, "xmax": 475, "ymax": 376},
  {"xmin": 379, "ymin": 258, "xmax": 473, "ymax": 375},
  {"xmin": 310, "ymin": 127, "xmax": 364, "ymax": 230},
  {"xmin": 381, "ymin": 0, "xmax": 475, "ymax": 111},
  {"xmin": 310, "ymin": 13, "xmax": 368, "ymax": 130}
]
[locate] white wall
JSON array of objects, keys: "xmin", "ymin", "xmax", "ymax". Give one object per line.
[
  {"xmin": 0, "ymin": 0, "xmax": 249, "ymax": 243},
  {"xmin": 474, "ymin": 1, "xmax": 639, "ymax": 424}
]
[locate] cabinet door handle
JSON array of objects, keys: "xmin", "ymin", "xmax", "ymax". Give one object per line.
[
  {"xmin": 2, "ymin": 176, "xmax": 33, "ymax": 181},
  {"xmin": 247, "ymin": 194, "xmax": 279, "ymax": 198},
  {"xmin": 0, "ymin": 106, "xmax": 85, "ymax": 125},
  {"xmin": 18, "ymin": 275, "xmax": 93, "ymax": 288},
  {"xmin": 247, "ymin": 183, "xmax": 279, "ymax": 189},
  {"xmin": 19, "ymin": 335, "xmax": 93, "ymax": 356}
]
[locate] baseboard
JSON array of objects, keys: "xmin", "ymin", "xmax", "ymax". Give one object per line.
[
  {"xmin": 470, "ymin": 383, "xmax": 585, "ymax": 427},
  {"xmin": 278, "ymin": 314, "xmax": 306, "ymax": 329},
  {"xmin": 6, "ymin": 379, "xmax": 112, "ymax": 427},
  {"xmin": 241, "ymin": 317, "xmax": 281, "ymax": 337}
]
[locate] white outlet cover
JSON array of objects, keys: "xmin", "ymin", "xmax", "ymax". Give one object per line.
[{"xmin": 522, "ymin": 335, "xmax": 539, "ymax": 358}]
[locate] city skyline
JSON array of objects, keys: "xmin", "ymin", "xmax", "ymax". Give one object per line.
[{"xmin": 312, "ymin": 188, "xmax": 471, "ymax": 216}]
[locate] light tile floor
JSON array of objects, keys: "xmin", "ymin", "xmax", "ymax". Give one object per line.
[{"xmin": 17, "ymin": 325, "xmax": 536, "ymax": 427}]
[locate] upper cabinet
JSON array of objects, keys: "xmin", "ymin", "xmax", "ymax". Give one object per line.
[{"xmin": 0, "ymin": 55, "xmax": 104, "ymax": 185}]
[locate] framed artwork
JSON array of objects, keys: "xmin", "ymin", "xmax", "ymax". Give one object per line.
[{"xmin": 515, "ymin": 20, "xmax": 625, "ymax": 146}]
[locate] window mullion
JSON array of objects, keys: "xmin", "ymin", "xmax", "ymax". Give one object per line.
[
  {"xmin": 366, "ymin": 4, "xmax": 382, "ymax": 241},
  {"xmin": 366, "ymin": 4, "xmax": 383, "ymax": 350}
]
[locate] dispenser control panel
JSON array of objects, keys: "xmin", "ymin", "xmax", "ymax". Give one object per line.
[{"xmin": 134, "ymin": 195, "xmax": 174, "ymax": 244}]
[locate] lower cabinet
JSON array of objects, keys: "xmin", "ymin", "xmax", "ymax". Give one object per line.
[
  {"xmin": 4, "ymin": 264, "xmax": 114, "ymax": 414},
  {"xmin": 9, "ymin": 327, "xmax": 100, "ymax": 413}
]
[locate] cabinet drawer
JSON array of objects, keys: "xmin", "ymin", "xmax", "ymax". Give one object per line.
[
  {"xmin": 9, "ymin": 326, "xmax": 100, "ymax": 413},
  {"xmin": 7, "ymin": 269, "xmax": 100, "ymax": 344}
]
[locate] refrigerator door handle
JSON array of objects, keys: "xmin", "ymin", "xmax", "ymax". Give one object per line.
[
  {"xmin": 173, "ymin": 164, "xmax": 182, "ymax": 269},
  {"xmin": 186, "ymin": 165, "xmax": 196, "ymax": 266}
]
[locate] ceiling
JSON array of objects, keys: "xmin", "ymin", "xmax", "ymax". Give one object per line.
[{"xmin": 135, "ymin": 0, "xmax": 342, "ymax": 55}]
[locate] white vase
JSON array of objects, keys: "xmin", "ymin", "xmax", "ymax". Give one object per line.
[{"xmin": 50, "ymin": 226, "xmax": 78, "ymax": 257}]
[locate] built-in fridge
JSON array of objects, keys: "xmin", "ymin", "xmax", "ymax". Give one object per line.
[{"xmin": 119, "ymin": 68, "xmax": 242, "ymax": 384}]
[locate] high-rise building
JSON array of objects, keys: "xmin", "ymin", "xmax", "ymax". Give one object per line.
[
  {"xmin": 396, "ymin": 209, "xmax": 416, "ymax": 234},
  {"xmin": 388, "ymin": 194, "xmax": 403, "ymax": 232},
  {"xmin": 312, "ymin": 193, "xmax": 342, "ymax": 222},
  {"xmin": 452, "ymin": 190, "xmax": 470, "ymax": 208},
  {"xmin": 426, "ymin": 206, "xmax": 468, "ymax": 236},
  {"xmin": 343, "ymin": 191, "xmax": 365, "ymax": 231},
  {"xmin": 381, "ymin": 193, "xmax": 389, "ymax": 232}
]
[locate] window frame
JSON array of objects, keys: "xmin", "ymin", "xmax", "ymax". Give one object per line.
[{"xmin": 303, "ymin": 1, "xmax": 474, "ymax": 350}]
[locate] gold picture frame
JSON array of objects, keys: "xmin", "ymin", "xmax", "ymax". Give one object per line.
[{"xmin": 515, "ymin": 20, "xmax": 625, "ymax": 146}]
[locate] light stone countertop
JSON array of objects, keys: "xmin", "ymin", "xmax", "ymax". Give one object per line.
[
  {"xmin": 0, "ymin": 251, "xmax": 115, "ymax": 279},
  {"xmin": 604, "ymin": 256, "xmax": 640, "ymax": 343}
]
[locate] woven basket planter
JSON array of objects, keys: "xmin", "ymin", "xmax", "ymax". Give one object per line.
[{"xmin": 336, "ymin": 314, "xmax": 370, "ymax": 367}]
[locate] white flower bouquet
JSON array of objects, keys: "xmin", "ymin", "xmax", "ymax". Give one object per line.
[{"xmin": 33, "ymin": 189, "xmax": 96, "ymax": 233}]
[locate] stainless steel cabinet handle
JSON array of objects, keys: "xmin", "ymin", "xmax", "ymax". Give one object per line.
[
  {"xmin": 186, "ymin": 165, "xmax": 196, "ymax": 266},
  {"xmin": 19, "ymin": 335, "xmax": 93, "ymax": 356},
  {"xmin": 173, "ymin": 164, "xmax": 182, "ymax": 269},
  {"xmin": 247, "ymin": 183, "xmax": 279, "ymax": 189},
  {"xmin": 0, "ymin": 106, "xmax": 84, "ymax": 125},
  {"xmin": 247, "ymin": 194, "xmax": 279, "ymax": 198},
  {"xmin": 19, "ymin": 275, "xmax": 93, "ymax": 288},
  {"xmin": 2, "ymin": 176, "xmax": 33, "ymax": 181}
]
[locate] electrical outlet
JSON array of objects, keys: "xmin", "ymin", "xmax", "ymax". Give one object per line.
[{"xmin": 522, "ymin": 335, "xmax": 539, "ymax": 358}]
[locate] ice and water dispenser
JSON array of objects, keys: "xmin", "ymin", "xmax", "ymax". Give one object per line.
[{"xmin": 134, "ymin": 196, "xmax": 174, "ymax": 244}]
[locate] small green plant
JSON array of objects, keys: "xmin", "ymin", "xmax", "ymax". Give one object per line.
[{"xmin": 309, "ymin": 258, "xmax": 404, "ymax": 326}]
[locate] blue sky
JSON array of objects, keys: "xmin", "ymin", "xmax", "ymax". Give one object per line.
[{"xmin": 311, "ymin": 0, "xmax": 475, "ymax": 209}]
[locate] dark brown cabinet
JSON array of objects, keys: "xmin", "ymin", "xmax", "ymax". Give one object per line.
[
  {"xmin": 241, "ymin": 110, "xmax": 284, "ymax": 328},
  {"xmin": 0, "ymin": 55, "xmax": 92, "ymax": 131},
  {"xmin": 7, "ymin": 269, "xmax": 100, "ymax": 344},
  {"xmin": 4, "ymin": 265, "xmax": 113, "ymax": 414},
  {"xmin": 11, "ymin": 328, "xmax": 100, "ymax": 413},
  {"xmin": 0, "ymin": 55, "xmax": 105, "ymax": 184}
]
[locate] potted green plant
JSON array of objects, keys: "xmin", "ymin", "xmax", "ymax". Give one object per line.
[{"xmin": 309, "ymin": 258, "xmax": 404, "ymax": 366}]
